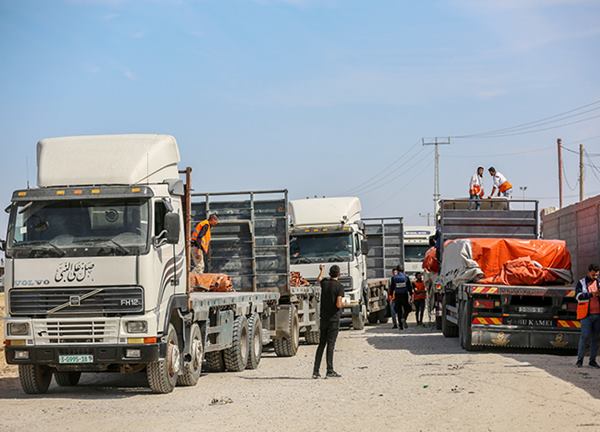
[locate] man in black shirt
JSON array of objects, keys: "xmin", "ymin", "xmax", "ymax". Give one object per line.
[{"xmin": 312, "ymin": 264, "xmax": 344, "ymax": 379}]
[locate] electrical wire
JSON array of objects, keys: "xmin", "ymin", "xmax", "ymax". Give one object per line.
[
  {"xmin": 344, "ymin": 139, "xmax": 421, "ymax": 194},
  {"xmin": 452, "ymin": 98, "xmax": 600, "ymax": 139}
]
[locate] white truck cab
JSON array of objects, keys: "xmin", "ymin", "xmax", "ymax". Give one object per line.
[
  {"xmin": 403, "ymin": 226, "xmax": 435, "ymax": 276},
  {"xmin": 289, "ymin": 197, "xmax": 370, "ymax": 329}
]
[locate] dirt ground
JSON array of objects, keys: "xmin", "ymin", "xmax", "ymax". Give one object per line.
[{"xmin": 1, "ymin": 317, "xmax": 600, "ymax": 432}]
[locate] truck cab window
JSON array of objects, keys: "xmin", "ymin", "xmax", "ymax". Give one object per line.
[{"xmin": 154, "ymin": 201, "xmax": 168, "ymax": 236}]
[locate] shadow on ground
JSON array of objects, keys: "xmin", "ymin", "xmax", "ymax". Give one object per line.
[{"xmin": 365, "ymin": 322, "xmax": 600, "ymax": 400}]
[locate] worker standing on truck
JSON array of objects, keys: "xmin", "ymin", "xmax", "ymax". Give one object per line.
[
  {"xmin": 190, "ymin": 214, "xmax": 219, "ymax": 273},
  {"xmin": 391, "ymin": 265, "xmax": 413, "ymax": 330},
  {"xmin": 389, "ymin": 268, "xmax": 399, "ymax": 329},
  {"xmin": 313, "ymin": 264, "xmax": 344, "ymax": 379},
  {"xmin": 575, "ymin": 264, "xmax": 600, "ymax": 368},
  {"xmin": 488, "ymin": 167, "xmax": 513, "ymax": 199},
  {"xmin": 469, "ymin": 166, "xmax": 485, "ymax": 210},
  {"xmin": 412, "ymin": 272, "xmax": 427, "ymax": 326}
]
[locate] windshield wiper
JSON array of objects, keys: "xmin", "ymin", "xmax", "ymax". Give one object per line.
[
  {"xmin": 104, "ymin": 239, "xmax": 130, "ymax": 255},
  {"xmin": 13, "ymin": 240, "xmax": 66, "ymax": 257},
  {"xmin": 73, "ymin": 238, "xmax": 130, "ymax": 255}
]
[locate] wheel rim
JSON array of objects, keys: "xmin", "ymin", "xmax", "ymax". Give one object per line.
[
  {"xmin": 169, "ymin": 341, "xmax": 181, "ymax": 377},
  {"xmin": 253, "ymin": 325, "xmax": 262, "ymax": 359},
  {"xmin": 240, "ymin": 326, "xmax": 249, "ymax": 364},
  {"xmin": 192, "ymin": 338, "xmax": 202, "ymax": 370},
  {"xmin": 292, "ymin": 316, "xmax": 299, "ymax": 348}
]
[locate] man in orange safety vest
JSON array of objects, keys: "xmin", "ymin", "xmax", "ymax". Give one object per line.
[
  {"xmin": 191, "ymin": 214, "xmax": 219, "ymax": 273},
  {"xmin": 488, "ymin": 167, "xmax": 513, "ymax": 199},
  {"xmin": 469, "ymin": 166, "xmax": 484, "ymax": 209}
]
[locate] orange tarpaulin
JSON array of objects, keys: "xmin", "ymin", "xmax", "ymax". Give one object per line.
[
  {"xmin": 290, "ymin": 271, "xmax": 310, "ymax": 287},
  {"xmin": 469, "ymin": 238, "xmax": 571, "ymax": 285},
  {"xmin": 423, "ymin": 246, "xmax": 440, "ymax": 274},
  {"xmin": 190, "ymin": 273, "xmax": 234, "ymax": 292}
]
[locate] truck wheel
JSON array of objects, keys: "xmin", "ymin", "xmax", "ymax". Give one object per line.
[
  {"xmin": 367, "ymin": 312, "xmax": 379, "ymax": 325},
  {"xmin": 459, "ymin": 301, "xmax": 477, "ymax": 351},
  {"xmin": 274, "ymin": 307, "xmax": 300, "ymax": 357},
  {"xmin": 19, "ymin": 364, "xmax": 53, "ymax": 394},
  {"xmin": 246, "ymin": 314, "xmax": 263, "ymax": 370},
  {"xmin": 351, "ymin": 305, "xmax": 365, "ymax": 330},
  {"xmin": 177, "ymin": 323, "xmax": 203, "ymax": 386},
  {"xmin": 147, "ymin": 323, "xmax": 180, "ymax": 394},
  {"xmin": 224, "ymin": 315, "xmax": 249, "ymax": 372},
  {"xmin": 377, "ymin": 308, "xmax": 389, "ymax": 324},
  {"xmin": 442, "ymin": 294, "xmax": 459, "ymax": 338},
  {"xmin": 304, "ymin": 329, "xmax": 320, "ymax": 345},
  {"xmin": 204, "ymin": 351, "xmax": 225, "ymax": 372},
  {"xmin": 55, "ymin": 371, "xmax": 81, "ymax": 387}
]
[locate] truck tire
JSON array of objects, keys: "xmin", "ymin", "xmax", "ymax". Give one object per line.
[
  {"xmin": 442, "ymin": 293, "xmax": 459, "ymax": 338},
  {"xmin": 351, "ymin": 305, "xmax": 365, "ymax": 330},
  {"xmin": 204, "ymin": 351, "xmax": 225, "ymax": 372},
  {"xmin": 459, "ymin": 301, "xmax": 477, "ymax": 351},
  {"xmin": 147, "ymin": 323, "xmax": 180, "ymax": 394},
  {"xmin": 19, "ymin": 364, "xmax": 53, "ymax": 394},
  {"xmin": 377, "ymin": 308, "xmax": 389, "ymax": 324},
  {"xmin": 177, "ymin": 323, "xmax": 203, "ymax": 386},
  {"xmin": 55, "ymin": 371, "xmax": 81, "ymax": 387},
  {"xmin": 304, "ymin": 329, "xmax": 320, "ymax": 345},
  {"xmin": 367, "ymin": 312, "xmax": 379, "ymax": 325},
  {"xmin": 274, "ymin": 307, "xmax": 300, "ymax": 357},
  {"xmin": 224, "ymin": 315, "xmax": 249, "ymax": 372},
  {"xmin": 246, "ymin": 314, "xmax": 263, "ymax": 370}
]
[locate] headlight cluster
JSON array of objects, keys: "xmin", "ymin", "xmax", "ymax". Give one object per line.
[
  {"xmin": 126, "ymin": 321, "xmax": 148, "ymax": 333},
  {"xmin": 8, "ymin": 322, "xmax": 30, "ymax": 336}
]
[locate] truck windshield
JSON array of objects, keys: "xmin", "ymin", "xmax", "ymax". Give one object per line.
[
  {"xmin": 7, "ymin": 198, "xmax": 149, "ymax": 258},
  {"xmin": 404, "ymin": 244, "xmax": 429, "ymax": 262},
  {"xmin": 290, "ymin": 233, "xmax": 353, "ymax": 264}
]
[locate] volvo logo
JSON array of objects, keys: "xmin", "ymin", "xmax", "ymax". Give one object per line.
[{"xmin": 69, "ymin": 296, "xmax": 81, "ymax": 306}]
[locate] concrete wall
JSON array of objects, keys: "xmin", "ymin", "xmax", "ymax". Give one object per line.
[{"xmin": 542, "ymin": 194, "xmax": 600, "ymax": 279}]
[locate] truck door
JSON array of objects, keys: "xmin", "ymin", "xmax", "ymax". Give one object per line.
[{"xmin": 153, "ymin": 199, "xmax": 182, "ymax": 309}]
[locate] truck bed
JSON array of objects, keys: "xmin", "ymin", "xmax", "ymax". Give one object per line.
[
  {"xmin": 462, "ymin": 283, "xmax": 575, "ymax": 297},
  {"xmin": 189, "ymin": 291, "xmax": 280, "ymax": 309}
]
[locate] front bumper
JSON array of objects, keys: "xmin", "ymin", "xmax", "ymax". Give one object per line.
[
  {"xmin": 471, "ymin": 325, "xmax": 580, "ymax": 350},
  {"xmin": 5, "ymin": 343, "xmax": 162, "ymax": 368}
]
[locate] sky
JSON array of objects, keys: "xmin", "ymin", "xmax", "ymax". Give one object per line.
[{"xmin": 1, "ymin": 0, "xmax": 600, "ymax": 242}]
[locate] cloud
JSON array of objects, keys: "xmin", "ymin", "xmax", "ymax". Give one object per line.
[{"xmin": 122, "ymin": 68, "xmax": 136, "ymax": 81}]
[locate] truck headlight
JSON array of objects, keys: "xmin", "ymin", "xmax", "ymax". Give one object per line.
[
  {"xmin": 7, "ymin": 322, "xmax": 30, "ymax": 336},
  {"xmin": 126, "ymin": 321, "xmax": 147, "ymax": 333}
]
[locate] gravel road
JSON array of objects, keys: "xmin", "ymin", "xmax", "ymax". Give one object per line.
[{"xmin": 2, "ymin": 318, "xmax": 600, "ymax": 432}]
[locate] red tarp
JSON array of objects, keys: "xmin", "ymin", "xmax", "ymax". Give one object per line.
[
  {"xmin": 423, "ymin": 246, "xmax": 440, "ymax": 274},
  {"xmin": 190, "ymin": 273, "xmax": 234, "ymax": 292},
  {"xmin": 290, "ymin": 271, "xmax": 310, "ymax": 287},
  {"xmin": 469, "ymin": 238, "xmax": 572, "ymax": 285}
]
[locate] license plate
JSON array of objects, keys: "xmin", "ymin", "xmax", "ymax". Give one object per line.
[
  {"xmin": 505, "ymin": 318, "xmax": 554, "ymax": 327},
  {"xmin": 516, "ymin": 306, "xmax": 546, "ymax": 313},
  {"xmin": 59, "ymin": 354, "xmax": 94, "ymax": 364}
]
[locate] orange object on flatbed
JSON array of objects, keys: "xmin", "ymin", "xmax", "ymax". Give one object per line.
[
  {"xmin": 469, "ymin": 238, "xmax": 572, "ymax": 286},
  {"xmin": 290, "ymin": 271, "xmax": 310, "ymax": 287},
  {"xmin": 190, "ymin": 273, "xmax": 234, "ymax": 292},
  {"xmin": 423, "ymin": 246, "xmax": 440, "ymax": 273}
]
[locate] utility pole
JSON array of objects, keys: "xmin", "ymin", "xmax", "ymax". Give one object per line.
[
  {"xmin": 419, "ymin": 212, "xmax": 432, "ymax": 226},
  {"xmin": 579, "ymin": 143, "xmax": 585, "ymax": 202},
  {"xmin": 557, "ymin": 138, "xmax": 563, "ymax": 208},
  {"xmin": 422, "ymin": 137, "xmax": 451, "ymax": 217}
]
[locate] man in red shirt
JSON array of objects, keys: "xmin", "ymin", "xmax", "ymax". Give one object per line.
[
  {"xmin": 413, "ymin": 272, "xmax": 427, "ymax": 326},
  {"xmin": 575, "ymin": 263, "xmax": 600, "ymax": 368}
]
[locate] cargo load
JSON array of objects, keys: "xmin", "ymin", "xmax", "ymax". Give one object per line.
[
  {"xmin": 440, "ymin": 238, "xmax": 572, "ymax": 287},
  {"xmin": 422, "ymin": 246, "xmax": 439, "ymax": 274},
  {"xmin": 190, "ymin": 273, "xmax": 234, "ymax": 292}
]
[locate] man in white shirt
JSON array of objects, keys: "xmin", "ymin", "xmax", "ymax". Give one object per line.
[
  {"xmin": 469, "ymin": 166, "xmax": 484, "ymax": 209},
  {"xmin": 488, "ymin": 166, "xmax": 513, "ymax": 198}
]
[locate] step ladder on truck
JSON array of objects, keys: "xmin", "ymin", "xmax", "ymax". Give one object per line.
[
  {"xmin": 2, "ymin": 134, "xmax": 316, "ymax": 395},
  {"xmin": 436, "ymin": 199, "xmax": 579, "ymax": 351}
]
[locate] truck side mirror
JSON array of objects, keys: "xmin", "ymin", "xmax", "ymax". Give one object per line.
[
  {"xmin": 164, "ymin": 212, "xmax": 180, "ymax": 244},
  {"xmin": 361, "ymin": 240, "xmax": 369, "ymax": 255},
  {"xmin": 0, "ymin": 239, "xmax": 5, "ymax": 252}
]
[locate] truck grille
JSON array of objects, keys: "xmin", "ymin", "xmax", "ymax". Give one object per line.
[
  {"xmin": 9, "ymin": 287, "xmax": 144, "ymax": 317},
  {"xmin": 33, "ymin": 319, "xmax": 119, "ymax": 344}
]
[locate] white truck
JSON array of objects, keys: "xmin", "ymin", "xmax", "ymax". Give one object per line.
[
  {"xmin": 2, "ymin": 134, "xmax": 315, "ymax": 394},
  {"xmin": 289, "ymin": 197, "xmax": 388, "ymax": 330},
  {"xmin": 403, "ymin": 226, "xmax": 435, "ymax": 276}
]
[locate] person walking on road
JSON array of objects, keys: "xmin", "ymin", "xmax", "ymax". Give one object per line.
[
  {"xmin": 190, "ymin": 214, "xmax": 219, "ymax": 273},
  {"xmin": 313, "ymin": 264, "xmax": 344, "ymax": 379},
  {"xmin": 575, "ymin": 264, "xmax": 600, "ymax": 368},
  {"xmin": 469, "ymin": 166, "xmax": 485, "ymax": 210},
  {"xmin": 488, "ymin": 167, "xmax": 513, "ymax": 199},
  {"xmin": 388, "ymin": 268, "xmax": 399, "ymax": 329},
  {"xmin": 391, "ymin": 265, "xmax": 413, "ymax": 331},
  {"xmin": 412, "ymin": 272, "xmax": 427, "ymax": 326}
]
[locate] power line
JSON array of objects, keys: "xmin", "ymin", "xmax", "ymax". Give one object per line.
[
  {"xmin": 452, "ymin": 97, "xmax": 600, "ymax": 139},
  {"xmin": 344, "ymin": 139, "xmax": 421, "ymax": 194}
]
